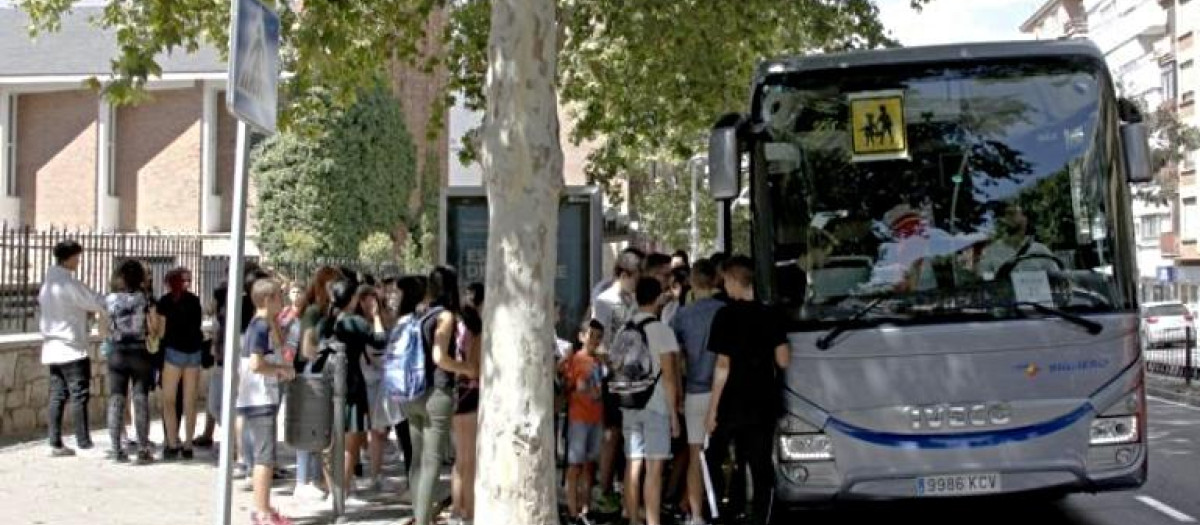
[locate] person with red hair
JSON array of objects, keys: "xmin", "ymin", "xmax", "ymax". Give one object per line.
[{"xmin": 157, "ymin": 266, "xmax": 204, "ymax": 460}]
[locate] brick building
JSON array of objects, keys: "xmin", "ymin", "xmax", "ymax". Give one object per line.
[{"xmin": 0, "ymin": 5, "xmax": 448, "ymax": 255}]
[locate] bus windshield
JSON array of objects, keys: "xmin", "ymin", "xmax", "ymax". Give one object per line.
[{"xmin": 755, "ymin": 58, "xmax": 1130, "ymax": 328}]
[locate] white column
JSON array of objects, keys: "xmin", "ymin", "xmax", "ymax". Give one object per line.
[
  {"xmin": 0, "ymin": 90, "xmax": 19, "ymax": 225},
  {"xmin": 95, "ymin": 99, "xmax": 119, "ymax": 230},
  {"xmin": 200, "ymin": 82, "xmax": 222, "ymax": 234}
]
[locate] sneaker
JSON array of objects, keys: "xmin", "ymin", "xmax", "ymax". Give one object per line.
[
  {"xmin": 593, "ymin": 493, "xmax": 621, "ymax": 514},
  {"xmin": 48, "ymin": 446, "xmax": 76, "ymax": 458},
  {"xmin": 345, "ymin": 495, "xmax": 371, "ymax": 508},
  {"xmin": 76, "ymin": 440, "xmax": 95, "ymax": 450},
  {"xmin": 181, "ymin": 447, "xmax": 194, "ymax": 460},
  {"xmin": 135, "ymin": 450, "xmax": 155, "ymax": 465},
  {"xmin": 293, "ymin": 484, "xmax": 326, "ymax": 501},
  {"xmin": 162, "ymin": 446, "xmax": 180, "ymax": 461},
  {"xmin": 106, "ymin": 449, "xmax": 130, "ymax": 463},
  {"xmin": 233, "ymin": 463, "xmax": 250, "ymax": 480},
  {"xmin": 251, "ymin": 509, "xmax": 294, "ymax": 525},
  {"xmin": 193, "ymin": 436, "xmax": 214, "ymax": 448}
]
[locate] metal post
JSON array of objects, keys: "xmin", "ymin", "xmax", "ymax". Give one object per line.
[
  {"xmin": 690, "ymin": 155, "xmax": 702, "ymax": 258},
  {"xmin": 330, "ymin": 344, "xmax": 348, "ymax": 522},
  {"xmin": 214, "ymin": 120, "xmax": 251, "ymax": 525},
  {"xmin": 1187, "ymin": 326, "xmax": 1195, "ymax": 387}
]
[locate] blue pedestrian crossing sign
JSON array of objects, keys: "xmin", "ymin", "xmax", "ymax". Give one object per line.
[{"xmin": 227, "ymin": 0, "xmax": 280, "ymax": 134}]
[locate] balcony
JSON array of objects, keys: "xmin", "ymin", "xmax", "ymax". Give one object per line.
[{"xmin": 1163, "ymin": 231, "xmax": 1181, "ymax": 257}]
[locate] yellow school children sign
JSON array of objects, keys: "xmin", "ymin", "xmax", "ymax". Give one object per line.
[{"xmin": 849, "ymin": 90, "xmax": 908, "ymax": 162}]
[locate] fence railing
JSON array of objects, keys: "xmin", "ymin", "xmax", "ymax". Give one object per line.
[
  {"xmin": 1145, "ymin": 328, "xmax": 1199, "ymax": 385},
  {"xmin": 0, "ymin": 223, "xmax": 426, "ymax": 335}
]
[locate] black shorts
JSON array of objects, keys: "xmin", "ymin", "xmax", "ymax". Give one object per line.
[
  {"xmin": 346, "ymin": 401, "xmax": 369, "ymax": 433},
  {"xmin": 603, "ymin": 392, "xmax": 622, "ymax": 428},
  {"xmin": 455, "ymin": 387, "xmax": 479, "ymax": 415}
]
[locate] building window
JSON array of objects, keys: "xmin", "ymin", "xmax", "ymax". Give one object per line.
[
  {"xmin": 3, "ymin": 93, "xmax": 15, "ymax": 197},
  {"xmin": 1185, "ymin": 198, "xmax": 1199, "ymax": 240},
  {"xmin": 1162, "ymin": 61, "xmax": 1178, "ymax": 102},
  {"xmin": 1139, "ymin": 215, "xmax": 1163, "ymax": 240}
]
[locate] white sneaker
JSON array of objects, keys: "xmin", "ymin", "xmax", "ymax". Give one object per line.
[
  {"xmin": 345, "ymin": 495, "xmax": 371, "ymax": 508},
  {"xmin": 293, "ymin": 483, "xmax": 326, "ymax": 501}
]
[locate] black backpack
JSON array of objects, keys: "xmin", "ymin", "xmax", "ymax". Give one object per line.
[{"xmin": 607, "ymin": 317, "xmax": 661, "ymax": 410}]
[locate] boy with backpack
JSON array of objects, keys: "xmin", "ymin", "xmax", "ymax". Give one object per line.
[
  {"xmin": 237, "ymin": 279, "xmax": 296, "ymax": 525},
  {"xmin": 610, "ymin": 277, "xmax": 681, "ymax": 525},
  {"xmin": 562, "ymin": 320, "xmax": 606, "ymax": 524}
]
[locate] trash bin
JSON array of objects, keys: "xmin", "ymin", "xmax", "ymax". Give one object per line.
[{"xmin": 285, "ymin": 372, "xmax": 333, "ymax": 452}]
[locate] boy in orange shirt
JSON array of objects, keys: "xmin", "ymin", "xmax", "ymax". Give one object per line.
[{"xmin": 563, "ymin": 320, "xmax": 606, "ymax": 524}]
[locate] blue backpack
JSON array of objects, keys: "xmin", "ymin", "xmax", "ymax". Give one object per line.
[{"xmin": 384, "ymin": 308, "xmax": 443, "ymax": 403}]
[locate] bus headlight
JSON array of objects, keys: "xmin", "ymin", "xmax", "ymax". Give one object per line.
[
  {"xmin": 1090, "ymin": 416, "xmax": 1138, "ymax": 446},
  {"xmin": 779, "ymin": 434, "xmax": 834, "ymax": 462},
  {"xmin": 1100, "ymin": 390, "xmax": 1140, "ymax": 417}
]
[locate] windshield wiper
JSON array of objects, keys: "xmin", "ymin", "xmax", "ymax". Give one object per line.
[
  {"xmin": 815, "ymin": 297, "xmax": 886, "ymax": 351},
  {"xmin": 1013, "ymin": 301, "xmax": 1103, "ymax": 335}
]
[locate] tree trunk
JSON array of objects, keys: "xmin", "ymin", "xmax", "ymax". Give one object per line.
[{"xmin": 475, "ymin": 0, "xmax": 564, "ymax": 523}]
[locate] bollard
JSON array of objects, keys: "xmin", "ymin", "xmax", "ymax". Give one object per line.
[
  {"xmin": 329, "ymin": 345, "xmax": 348, "ymax": 522},
  {"xmin": 1187, "ymin": 326, "xmax": 1195, "ymax": 388}
]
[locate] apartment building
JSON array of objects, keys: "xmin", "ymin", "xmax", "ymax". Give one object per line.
[{"xmin": 1021, "ymin": 0, "xmax": 1200, "ymax": 301}]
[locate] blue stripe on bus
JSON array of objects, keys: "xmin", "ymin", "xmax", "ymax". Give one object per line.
[{"xmin": 826, "ymin": 404, "xmax": 1093, "ymax": 450}]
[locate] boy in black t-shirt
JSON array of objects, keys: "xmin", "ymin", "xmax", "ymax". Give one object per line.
[{"xmin": 704, "ymin": 256, "xmax": 790, "ymax": 525}]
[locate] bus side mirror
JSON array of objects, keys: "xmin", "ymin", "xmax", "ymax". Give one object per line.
[
  {"xmin": 709, "ymin": 113, "xmax": 745, "ymax": 201},
  {"xmin": 1121, "ymin": 122, "xmax": 1154, "ymax": 184}
]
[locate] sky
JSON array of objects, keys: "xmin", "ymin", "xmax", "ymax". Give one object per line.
[{"xmin": 876, "ymin": 0, "xmax": 1052, "ymax": 46}]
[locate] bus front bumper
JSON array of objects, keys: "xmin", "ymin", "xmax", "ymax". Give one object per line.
[{"xmin": 775, "ymin": 443, "xmax": 1147, "ymax": 505}]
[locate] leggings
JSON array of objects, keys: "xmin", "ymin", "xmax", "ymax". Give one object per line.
[{"xmin": 107, "ymin": 349, "xmax": 154, "ymax": 450}]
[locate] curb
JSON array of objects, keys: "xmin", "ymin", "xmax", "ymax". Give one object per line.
[{"xmin": 1146, "ymin": 373, "xmax": 1200, "ymax": 408}]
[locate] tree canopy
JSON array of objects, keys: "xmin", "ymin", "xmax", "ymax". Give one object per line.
[{"xmin": 18, "ymin": 0, "xmax": 926, "ymax": 203}]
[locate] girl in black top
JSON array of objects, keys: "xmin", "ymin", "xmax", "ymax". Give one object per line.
[
  {"xmin": 407, "ymin": 267, "xmax": 476, "ymax": 525},
  {"xmin": 451, "ymin": 282, "xmax": 484, "ymax": 524},
  {"xmin": 157, "ymin": 266, "xmax": 204, "ymax": 460},
  {"xmin": 322, "ymin": 279, "xmax": 388, "ymax": 502}
]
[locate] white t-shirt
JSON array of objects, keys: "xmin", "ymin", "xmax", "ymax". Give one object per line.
[
  {"xmin": 978, "ymin": 238, "xmax": 1057, "ymax": 280},
  {"xmin": 623, "ymin": 311, "xmax": 680, "ymax": 416},
  {"xmin": 594, "ymin": 281, "xmax": 636, "ymax": 351}
]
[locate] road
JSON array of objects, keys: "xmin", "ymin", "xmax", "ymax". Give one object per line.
[
  {"xmin": 0, "ymin": 397, "xmax": 1196, "ymax": 524},
  {"xmin": 776, "ymin": 397, "xmax": 1200, "ymax": 525}
]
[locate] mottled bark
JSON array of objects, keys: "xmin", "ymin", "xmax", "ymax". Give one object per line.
[{"xmin": 474, "ymin": 0, "xmax": 564, "ymax": 524}]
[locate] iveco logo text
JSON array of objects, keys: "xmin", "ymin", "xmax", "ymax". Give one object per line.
[{"xmin": 905, "ymin": 403, "xmax": 1013, "ymax": 430}]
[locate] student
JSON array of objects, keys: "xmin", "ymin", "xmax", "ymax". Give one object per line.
[
  {"xmin": 669, "ymin": 260, "xmax": 725, "ymax": 525},
  {"xmin": 704, "ymin": 256, "xmax": 791, "ymax": 525},
  {"xmin": 619, "ymin": 277, "xmax": 681, "ymax": 525},
  {"xmin": 39, "ymin": 240, "xmax": 107, "ymax": 456},
  {"xmin": 450, "ymin": 282, "xmax": 484, "ymax": 525},
  {"xmin": 104, "ymin": 260, "xmax": 158, "ymax": 465},
  {"xmin": 322, "ymin": 279, "xmax": 389, "ymax": 505},
  {"xmin": 404, "ymin": 267, "xmax": 477, "ymax": 525},
  {"xmin": 592, "ymin": 250, "xmax": 642, "ymax": 512},
  {"xmin": 157, "ymin": 266, "xmax": 204, "ymax": 460},
  {"xmin": 562, "ymin": 320, "xmax": 606, "ymax": 525},
  {"xmin": 237, "ymin": 279, "xmax": 295, "ymax": 525}
]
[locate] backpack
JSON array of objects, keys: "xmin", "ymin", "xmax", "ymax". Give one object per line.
[
  {"xmin": 107, "ymin": 293, "xmax": 147, "ymax": 343},
  {"xmin": 383, "ymin": 307, "xmax": 444, "ymax": 403},
  {"xmin": 607, "ymin": 317, "xmax": 661, "ymax": 410}
]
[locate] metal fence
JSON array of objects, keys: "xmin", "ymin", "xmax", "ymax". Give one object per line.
[
  {"xmin": 1145, "ymin": 328, "xmax": 1200, "ymax": 385},
  {"xmin": 0, "ymin": 223, "xmax": 423, "ymax": 335}
]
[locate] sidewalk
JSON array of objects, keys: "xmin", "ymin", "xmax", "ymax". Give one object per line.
[
  {"xmin": 1147, "ymin": 372, "xmax": 1200, "ymax": 407},
  {"xmin": 0, "ymin": 420, "xmax": 448, "ymax": 525}
]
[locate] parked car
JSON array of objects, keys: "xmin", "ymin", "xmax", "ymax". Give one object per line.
[{"xmin": 1140, "ymin": 301, "xmax": 1194, "ymax": 349}]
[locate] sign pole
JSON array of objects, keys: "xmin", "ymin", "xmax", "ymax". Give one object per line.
[{"xmin": 214, "ymin": 119, "xmax": 252, "ymax": 525}]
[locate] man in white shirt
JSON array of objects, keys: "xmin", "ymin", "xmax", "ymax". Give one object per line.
[
  {"xmin": 977, "ymin": 203, "xmax": 1059, "ymax": 280},
  {"xmin": 591, "ymin": 249, "xmax": 643, "ymax": 513},
  {"xmin": 39, "ymin": 240, "xmax": 106, "ymax": 456}
]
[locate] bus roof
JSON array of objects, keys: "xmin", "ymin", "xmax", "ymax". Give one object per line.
[{"xmin": 755, "ymin": 39, "xmax": 1106, "ymax": 82}]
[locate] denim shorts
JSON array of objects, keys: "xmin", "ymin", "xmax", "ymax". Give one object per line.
[
  {"xmin": 164, "ymin": 347, "xmax": 203, "ymax": 369},
  {"xmin": 567, "ymin": 422, "xmax": 602, "ymax": 465},
  {"xmin": 622, "ymin": 409, "xmax": 672, "ymax": 461}
]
